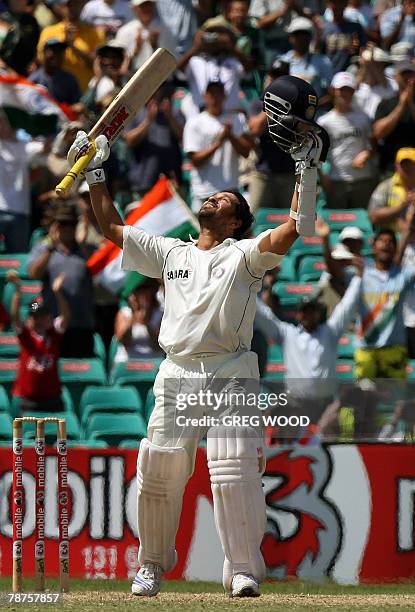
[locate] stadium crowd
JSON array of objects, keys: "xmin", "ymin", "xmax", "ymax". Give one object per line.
[{"xmin": 1, "ymin": 0, "xmax": 415, "ymax": 443}]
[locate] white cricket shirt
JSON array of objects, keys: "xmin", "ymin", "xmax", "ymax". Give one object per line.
[{"xmin": 122, "ymin": 226, "xmax": 282, "ymax": 357}]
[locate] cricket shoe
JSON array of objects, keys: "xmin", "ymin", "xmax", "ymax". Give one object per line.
[
  {"xmin": 131, "ymin": 563, "xmax": 163, "ymax": 596},
  {"xmin": 230, "ymin": 573, "xmax": 260, "ymax": 597}
]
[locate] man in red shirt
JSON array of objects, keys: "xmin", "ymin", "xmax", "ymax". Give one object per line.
[{"xmin": 8, "ymin": 271, "xmax": 70, "ymax": 412}]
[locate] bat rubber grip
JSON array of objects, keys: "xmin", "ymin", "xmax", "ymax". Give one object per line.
[{"xmin": 55, "ymin": 141, "xmax": 97, "ymax": 195}]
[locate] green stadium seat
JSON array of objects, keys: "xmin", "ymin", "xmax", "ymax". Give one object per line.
[
  {"xmin": 0, "ymin": 254, "xmax": 29, "ymax": 279},
  {"xmin": 85, "ymin": 413, "xmax": 147, "ymax": 445},
  {"xmin": 254, "ymin": 209, "xmax": 290, "ymax": 229},
  {"xmin": 278, "ymin": 257, "xmax": 296, "ymax": 282},
  {"xmin": 68, "ymin": 439, "xmax": 109, "ymax": 448},
  {"xmin": 144, "ymin": 388, "xmax": 155, "ymax": 422},
  {"xmin": 59, "ymin": 359, "xmax": 107, "ymax": 414},
  {"xmin": 110, "ymin": 359, "xmax": 162, "ymax": 404},
  {"xmin": 0, "ymin": 358, "xmax": 18, "ymax": 396},
  {"xmin": 336, "ymin": 359, "xmax": 354, "ymax": 381},
  {"xmin": 268, "ymin": 345, "xmax": 283, "ymax": 362},
  {"xmin": 119, "ymin": 439, "xmax": 140, "ymax": 449},
  {"xmin": 406, "ymin": 361, "xmax": 415, "ymax": 379},
  {"xmin": 0, "ymin": 386, "xmax": 10, "ymax": 413},
  {"xmin": 29, "ymin": 227, "xmax": 47, "ymax": 249},
  {"xmin": 263, "ymin": 359, "xmax": 286, "ymax": 383},
  {"xmin": 0, "ymin": 412, "xmax": 12, "ymax": 440},
  {"xmin": 0, "ymin": 332, "xmax": 19, "ymax": 357},
  {"xmin": 272, "ymin": 282, "xmax": 317, "ymax": 305},
  {"xmin": 10, "ymin": 386, "xmax": 74, "ymax": 419},
  {"xmin": 108, "ymin": 336, "xmax": 119, "ymax": 371},
  {"xmin": 298, "ymin": 257, "xmax": 326, "ymax": 282},
  {"xmin": 79, "ymin": 385, "xmax": 143, "ymax": 427},
  {"xmin": 3, "ymin": 280, "xmax": 43, "ymax": 315},
  {"xmin": 337, "ymin": 334, "xmax": 355, "ymax": 359},
  {"xmin": 321, "ymin": 209, "xmax": 372, "ymax": 233},
  {"xmin": 93, "ymin": 333, "xmax": 106, "ymax": 363},
  {"xmin": 21, "ymin": 411, "xmax": 81, "ymax": 442}
]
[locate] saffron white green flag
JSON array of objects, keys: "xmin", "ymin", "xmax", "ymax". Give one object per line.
[
  {"xmin": 0, "ymin": 73, "xmax": 70, "ymax": 135},
  {"xmin": 87, "ymin": 176, "xmax": 199, "ymax": 297}
]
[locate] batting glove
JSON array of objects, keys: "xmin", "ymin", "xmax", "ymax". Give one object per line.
[{"xmin": 67, "ymin": 130, "xmax": 110, "ymax": 185}]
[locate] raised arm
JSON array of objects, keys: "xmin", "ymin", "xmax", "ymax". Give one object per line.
[
  {"xmin": 51, "ymin": 273, "xmax": 71, "ymax": 332},
  {"xmin": 258, "ymin": 187, "xmax": 299, "ymax": 255},
  {"xmin": 6, "ymin": 271, "xmax": 22, "ymax": 329},
  {"xmin": 67, "ymin": 132, "xmax": 124, "ymax": 248}
]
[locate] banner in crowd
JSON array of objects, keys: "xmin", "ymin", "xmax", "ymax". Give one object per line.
[
  {"xmin": 0, "ymin": 444, "xmax": 415, "ymax": 584},
  {"xmin": 0, "ymin": 73, "xmax": 73, "ymax": 136},
  {"xmin": 87, "ymin": 176, "xmax": 199, "ymax": 297}
]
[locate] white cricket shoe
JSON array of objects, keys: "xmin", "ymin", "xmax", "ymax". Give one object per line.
[
  {"xmin": 230, "ymin": 573, "xmax": 260, "ymax": 598},
  {"xmin": 131, "ymin": 563, "xmax": 163, "ymax": 596}
]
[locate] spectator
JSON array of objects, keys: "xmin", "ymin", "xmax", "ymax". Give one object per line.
[
  {"xmin": 325, "ymin": 228, "xmax": 414, "ymax": 380},
  {"xmin": 316, "ymin": 217, "xmax": 362, "ymax": 315},
  {"xmin": 318, "ymin": 71, "xmax": 378, "ymax": 209},
  {"xmin": 28, "ymin": 202, "xmax": 95, "ymax": 358},
  {"xmin": 113, "ymin": 0, "xmax": 176, "ymax": 71},
  {"xmin": 177, "ymin": 25, "xmax": 245, "ymax": 118},
  {"xmin": 0, "ymin": 0, "xmax": 40, "ymax": 75},
  {"xmin": 114, "ymin": 279, "xmax": 162, "ymax": 363},
  {"xmin": 156, "ymin": 0, "xmax": 197, "ymax": 57},
  {"xmin": 76, "ymin": 181, "xmax": 119, "ymax": 349},
  {"xmin": 81, "ymin": 41, "xmax": 128, "ymax": 119},
  {"xmin": 324, "ymin": 0, "xmax": 378, "ymax": 42},
  {"xmin": 255, "ymin": 263, "xmax": 362, "ymax": 424},
  {"xmin": 46, "ymin": 121, "xmax": 85, "ymax": 182},
  {"xmin": 353, "ymin": 47, "xmax": 396, "ymax": 120},
  {"xmin": 380, "ymin": 0, "xmax": 415, "ymax": 51},
  {"xmin": 202, "ymin": 0, "xmax": 266, "ymax": 74},
  {"xmin": 247, "ymin": 60, "xmax": 295, "ymax": 211},
  {"xmin": 396, "ymin": 204, "xmax": 415, "ymax": 358},
  {"xmin": 183, "ymin": 80, "xmax": 251, "ymax": 211},
  {"xmin": 373, "ymin": 61, "xmax": 415, "ymax": 175},
  {"xmin": 0, "ymin": 115, "xmax": 33, "ymax": 253},
  {"xmin": 8, "ymin": 270, "xmax": 70, "ymax": 413},
  {"xmin": 249, "ymin": 0, "xmax": 306, "ymax": 63},
  {"xmin": 80, "ymin": 0, "xmax": 134, "ymax": 37},
  {"xmin": 320, "ymin": 0, "xmax": 366, "ymax": 73},
  {"xmin": 37, "ymin": 0, "xmax": 105, "ymax": 92},
  {"xmin": 369, "ymin": 148, "xmax": 415, "ymax": 231},
  {"xmin": 125, "ymin": 85, "xmax": 184, "ymax": 198},
  {"xmin": 279, "ymin": 17, "xmax": 333, "ymax": 100},
  {"xmin": 29, "ymin": 39, "xmax": 81, "ymax": 105}
]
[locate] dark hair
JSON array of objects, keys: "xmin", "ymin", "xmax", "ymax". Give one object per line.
[
  {"xmin": 226, "ymin": 190, "xmax": 254, "ymax": 240},
  {"xmin": 373, "ymin": 229, "xmax": 397, "ymax": 245}
]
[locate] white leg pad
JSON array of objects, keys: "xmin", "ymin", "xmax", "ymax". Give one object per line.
[
  {"xmin": 207, "ymin": 427, "xmax": 266, "ymax": 591},
  {"xmin": 137, "ymin": 438, "xmax": 190, "ymax": 573}
]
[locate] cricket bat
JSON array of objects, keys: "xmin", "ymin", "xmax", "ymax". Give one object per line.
[{"xmin": 55, "ymin": 47, "xmax": 177, "ymax": 195}]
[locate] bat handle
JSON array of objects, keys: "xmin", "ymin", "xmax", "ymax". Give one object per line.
[{"xmin": 55, "ymin": 141, "xmax": 97, "ymax": 196}]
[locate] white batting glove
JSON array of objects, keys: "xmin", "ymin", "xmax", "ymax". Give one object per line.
[
  {"xmin": 67, "ymin": 130, "xmax": 110, "ymax": 170},
  {"xmin": 291, "ymin": 132, "xmax": 323, "ymax": 171}
]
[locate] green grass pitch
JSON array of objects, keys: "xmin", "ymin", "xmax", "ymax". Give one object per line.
[{"xmin": 1, "ymin": 578, "xmax": 415, "ymax": 611}]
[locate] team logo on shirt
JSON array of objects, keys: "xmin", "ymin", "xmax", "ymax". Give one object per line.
[
  {"xmin": 212, "ymin": 267, "xmax": 225, "ymax": 278},
  {"xmin": 166, "ymin": 269, "xmax": 192, "ymax": 281}
]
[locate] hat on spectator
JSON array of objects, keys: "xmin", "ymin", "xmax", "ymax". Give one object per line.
[
  {"xmin": 396, "ymin": 148, "xmax": 415, "ymax": 164},
  {"xmin": 395, "ymin": 60, "xmax": 415, "ymax": 74},
  {"xmin": 131, "ymin": 0, "xmax": 155, "ymax": 5},
  {"xmin": 339, "ymin": 227, "xmax": 364, "ymax": 242},
  {"xmin": 286, "ymin": 17, "xmax": 314, "ymax": 34},
  {"xmin": 43, "ymin": 38, "xmax": 67, "ymax": 51},
  {"xmin": 390, "ymin": 42, "xmax": 414, "ymax": 63},
  {"xmin": 331, "ymin": 71, "xmax": 356, "ymax": 90},
  {"xmin": 361, "ymin": 47, "xmax": 390, "ymax": 63},
  {"xmin": 97, "ymin": 40, "xmax": 125, "ymax": 57},
  {"xmin": 55, "ymin": 203, "xmax": 78, "ymax": 224},
  {"xmin": 331, "ymin": 243, "xmax": 354, "ymax": 260}
]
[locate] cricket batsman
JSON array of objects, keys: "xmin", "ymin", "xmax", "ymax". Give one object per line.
[{"xmin": 67, "ymin": 76, "xmax": 329, "ymax": 598}]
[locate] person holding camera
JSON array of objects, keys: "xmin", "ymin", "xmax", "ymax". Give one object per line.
[{"xmin": 177, "ymin": 25, "xmax": 246, "ymax": 119}]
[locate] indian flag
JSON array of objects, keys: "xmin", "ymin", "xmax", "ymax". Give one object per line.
[
  {"xmin": 87, "ymin": 176, "xmax": 199, "ymax": 297},
  {"xmin": 0, "ymin": 73, "xmax": 72, "ymax": 136}
]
